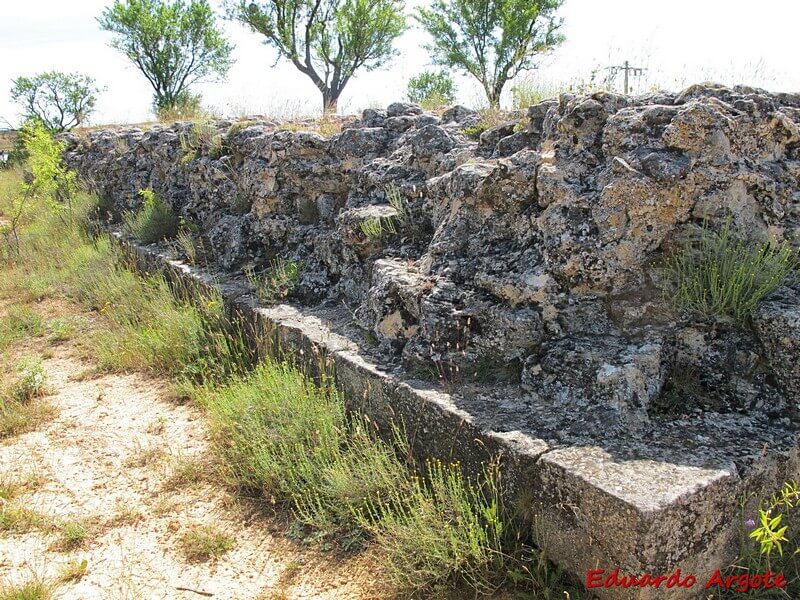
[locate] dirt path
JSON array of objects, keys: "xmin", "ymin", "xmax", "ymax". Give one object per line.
[{"xmin": 0, "ymin": 325, "xmax": 383, "ymax": 599}]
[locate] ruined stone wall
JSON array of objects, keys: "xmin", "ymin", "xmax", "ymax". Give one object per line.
[{"xmin": 64, "ymin": 84, "xmax": 800, "ymax": 430}]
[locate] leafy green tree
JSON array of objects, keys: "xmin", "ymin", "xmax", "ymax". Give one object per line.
[
  {"xmin": 98, "ymin": 0, "xmax": 234, "ymax": 114},
  {"xmin": 416, "ymin": 0, "xmax": 565, "ymax": 107},
  {"xmin": 10, "ymin": 72, "xmax": 100, "ymax": 132},
  {"xmin": 227, "ymin": 0, "xmax": 406, "ymax": 113},
  {"xmin": 407, "ymin": 71, "xmax": 456, "ymax": 107}
]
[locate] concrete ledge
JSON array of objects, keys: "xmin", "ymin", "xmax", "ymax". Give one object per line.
[{"xmin": 110, "ymin": 231, "xmax": 799, "ymax": 600}]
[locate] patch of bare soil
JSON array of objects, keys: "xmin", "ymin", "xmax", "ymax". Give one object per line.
[{"xmin": 0, "ymin": 331, "xmax": 385, "ymax": 599}]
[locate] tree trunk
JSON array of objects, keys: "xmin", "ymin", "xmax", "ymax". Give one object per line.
[
  {"xmin": 322, "ymin": 88, "xmax": 339, "ymax": 115},
  {"xmin": 488, "ymin": 79, "xmax": 505, "ymax": 108}
]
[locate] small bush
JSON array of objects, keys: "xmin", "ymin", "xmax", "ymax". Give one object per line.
[
  {"xmin": 360, "ymin": 214, "xmax": 396, "ymax": 241},
  {"xmin": 176, "ymin": 229, "xmax": 197, "ymax": 265},
  {"xmin": 202, "ymin": 360, "xmax": 344, "ymax": 501},
  {"xmin": 407, "ymin": 71, "xmax": 456, "ymax": 109},
  {"xmin": 0, "ymin": 397, "xmax": 56, "ymax": 439},
  {"xmin": 355, "ymin": 460, "xmax": 506, "ymax": 595},
  {"xmin": 180, "ymin": 525, "xmax": 234, "ymax": 561},
  {"xmin": 0, "ymin": 503, "xmax": 49, "ymax": 533},
  {"xmin": 510, "ymin": 79, "xmax": 562, "ymax": 109},
  {"xmin": 721, "ymin": 482, "xmax": 800, "ymax": 597},
  {"xmin": 11, "ymin": 358, "xmax": 48, "ymax": 403},
  {"xmin": 22, "ymin": 122, "xmax": 78, "ymax": 210},
  {"xmin": 666, "ymin": 219, "xmax": 798, "ymax": 323},
  {"xmin": 123, "ymin": 189, "xmax": 179, "ymax": 244},
  {"xmin": 202, "ymin": 360, "xmax": 522, "ymax": 595}
]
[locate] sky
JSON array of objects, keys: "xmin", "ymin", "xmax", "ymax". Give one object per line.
[{"xmin": 1, "ymin": 0, "xmax": 799, "ymax": 127}]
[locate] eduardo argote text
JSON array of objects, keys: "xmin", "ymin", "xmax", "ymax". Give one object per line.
[{"xmin": 586, "ymin": 568, "xmax": 787, "ymax": 593}]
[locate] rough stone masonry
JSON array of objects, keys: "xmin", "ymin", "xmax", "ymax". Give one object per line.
[{"xmin": 64, "ymin": 83, "xmax": 800, "ymax": 599}]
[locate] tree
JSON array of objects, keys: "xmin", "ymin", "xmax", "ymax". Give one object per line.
[
  {"xmin": 416, "ymin": 0, "xmax": 565, "ymax": 107},
  {"xmin": 407, "ymin": 71, "xmax": 456, "ymax": 107},
  {"xmin": 98, "ymin": 0, "xmax": 234, "ymax": 114},
  {"xmin": 227, "ymin": 0, "xmax": 406, "ymax": 114},
  {"xmin": 10, "ymin": 72, "xmax": 100, "ymax": 131}
]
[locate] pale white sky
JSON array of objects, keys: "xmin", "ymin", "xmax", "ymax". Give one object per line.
[{"xmin": 1, "ymin": 0, "xmax": 798, "ymax": 126}]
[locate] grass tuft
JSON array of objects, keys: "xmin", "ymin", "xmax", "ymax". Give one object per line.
[
  {"xmin": 0, "ymin": 306, "xmax": 44, "ymax": 348},
  {"xmin": 56, "ymin": 559, "xmax": 88, "ymax": 584},
  {"xmin": 0, "ymin": 397, "xmax": 56, "ymax": 439},
  {"xmin": 0, "ymin": 577, "xmax": 54, "ymax": 600},
  {"xmin": 54, "ymin": 520, "xmax": 91, "ymax": 551},
  {"xmin": 180, "ymin": 525, "xmax": 234, "ymax": 561},
  {"xmin": 0, "ymin": 503, "xmax": 50, "ymax": 534},
  {"xmin": 202, "ymin": 361, "xmax": 520, "ymax": 594}
]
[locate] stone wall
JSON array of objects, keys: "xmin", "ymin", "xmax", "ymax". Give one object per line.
[
  {"xmin": 64, "ymin": 83, "xmax": 800, "ymax": 430},
  {"xmin": 64, "ymin": 83, "xmax": 800, "ymax": 598}
]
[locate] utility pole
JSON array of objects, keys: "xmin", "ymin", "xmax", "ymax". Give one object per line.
[{"xmin": 605, "ymin": 60, "xmax": 646, "ymax": 95}]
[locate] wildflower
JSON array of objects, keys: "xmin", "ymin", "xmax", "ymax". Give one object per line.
[{"xmin": 745, "ymin": 518, "xmax": 756, "ymax": 529}]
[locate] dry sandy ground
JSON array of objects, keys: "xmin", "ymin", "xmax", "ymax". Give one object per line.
[{"xmin": 0, "ymin": 325, "xmax": 384, "ymax": 599}]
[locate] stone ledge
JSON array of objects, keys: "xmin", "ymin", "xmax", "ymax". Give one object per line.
[{"xmin": 109, "ymin": 230, "xmax": 799, "ymax": 600}]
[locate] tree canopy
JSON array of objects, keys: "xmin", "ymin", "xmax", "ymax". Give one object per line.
[
  {"xmin": 10, "ymin": 72, "xmax": 100, "ymax": 131},
  {"xmin": 407, "ymin": 71, "xmax": 456, "ymax": 107},
  {"xmin": 227, "ymin": 0, "xmax": 406, "ymax": 113},
  {"xmin": 98, "ymin": 0, "xmax": 234, "ymax": 114},
  {"xmin": 416, "ymin": 0, "xmax": 564, "ymax": 107}
]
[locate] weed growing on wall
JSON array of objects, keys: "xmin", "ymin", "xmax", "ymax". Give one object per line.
[
  {"xmin": 360, "ymin": 214, "xmax": 397, "ymax": 241},
  {"xmin": 123, "ymin": 188, "xmax": 179, "ymax": 244},
  {"xmin": 179, "ymin": 117, "xmax": 224, "ymax": 164},
  {"xmin": 245, "ymin": 258, "xmax": 300, "ymax": 304},
  {"xmin": 666, "ymin": 219, "xmax": 798, "ymax": 323}
]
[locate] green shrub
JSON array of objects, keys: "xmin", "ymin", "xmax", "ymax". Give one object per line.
[
  {"xmin": 123, "ymin": 189, "xmax": 179, "ymax": 244},
  {"xmin": 201, "ymin": 360, "xmax": 345, "ymax": 500},
  {"xmin": 510, "ymin": 79, "xmax": 562, "ymax": 109},
  {"xmin": 22, "ymin": 122, "xmax": 77, "ymax": 210},
  {"xmin": 666, "ymin": 219, "xmax": 798, "ymax": 323},
  {"xmin": 720, "ymin": 482, "xmax": 800, "ymax": 597},
  {"xmin": 360, "ymin": 214, "xmax": 397, "ymax": 241},
  {"xmin": 0, "ymin": 397, "xmax": 55, "ymax": 439},
  {"xmin": 202, "ymin": 360, "xmax": 520, "ymax": 595},
  {"xmin": 407, "ymin": 71, "xmax": 456, "ymax": 109},
  {"xmin": 176, "ymin": 228, "xmax": 197, "ymax": 265},
  {"xmin": 355, "ymin": 460, "xmax": 506, "ymax": 595}
]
